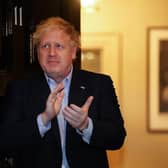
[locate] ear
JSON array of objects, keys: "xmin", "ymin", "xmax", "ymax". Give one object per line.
[{"xmin": 71, "ymin": 47, "xmax": 77, "ymax": 60}]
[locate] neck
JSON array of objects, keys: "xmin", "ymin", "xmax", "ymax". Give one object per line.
[{"xmin": 47, "ymin": 66, "xmax": 72, "ymax": 83}]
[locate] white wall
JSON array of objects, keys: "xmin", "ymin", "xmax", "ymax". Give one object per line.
[{"xmin": 81, "ymin": 0, "xmax": 168, "ymax": 168}]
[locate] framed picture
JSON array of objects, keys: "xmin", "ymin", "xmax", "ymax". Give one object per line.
[
  {"xmin": 148, "ymin": 27, "xmax": 168, "ymax": 132},
  {"xmin": 81, "ymin": 48, "xmax": 102, "ymax": 73}
]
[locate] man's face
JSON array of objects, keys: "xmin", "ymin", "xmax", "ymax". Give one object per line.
[{"xmin": 37, "ymin": 29, "xmax": 77, "ymax": 81}]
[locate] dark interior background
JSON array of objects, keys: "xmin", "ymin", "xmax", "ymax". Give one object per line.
[{"xmin": 0, "ymin": 0, "xmax": 80, "ymax": 167}]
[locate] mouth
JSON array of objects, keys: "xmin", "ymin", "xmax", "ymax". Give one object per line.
[{"xmin": 47, "ymin": 60, "xmax": 60, "ymax": 64}]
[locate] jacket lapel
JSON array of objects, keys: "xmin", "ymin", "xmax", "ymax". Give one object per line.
[
  {"xmin": 31, "ymin": 74, "xmax": 61, "ymax": 143},
  {"xmin": 68, "ymin": 69, "xmax": 90, "ymax": 107},
  {"xmin": 66, "ymin": 69, "xmax": 91, "ymax": 144}
]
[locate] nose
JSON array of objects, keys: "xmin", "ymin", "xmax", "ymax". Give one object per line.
[{"xmin": 49, "ymin": 45, "xmax": 57, "ymax": 56}]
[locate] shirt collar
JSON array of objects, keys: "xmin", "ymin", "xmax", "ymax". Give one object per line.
[{"xmin": 44, "ymin": 66, "xmax": 73, "ymax": 90}]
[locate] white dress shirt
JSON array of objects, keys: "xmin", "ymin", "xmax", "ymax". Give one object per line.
[{"xmin": 37, "ymin": 67, "xmax": 93, "ymax": 168}]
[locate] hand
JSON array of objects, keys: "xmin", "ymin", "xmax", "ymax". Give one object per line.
[
  {"xmin": 42, "ymin": 83, "xmax": 64, "ymax": 125},
  {"xmin": 63, "ymin": 96, "xmax": 94, "ymax": 131}
]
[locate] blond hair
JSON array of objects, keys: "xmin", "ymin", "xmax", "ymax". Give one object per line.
[{"xmin": 33, "ymin": 17, "xmax": 80, "ymax": 48}]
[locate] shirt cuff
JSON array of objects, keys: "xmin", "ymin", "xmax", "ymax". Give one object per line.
[
  {"xmin": 76, "ymin": 117, "xmax": 93, "ymax": 144},
  {"xmin": 37, "ymin": 114, "xmax": 51, "ymax": 137}
]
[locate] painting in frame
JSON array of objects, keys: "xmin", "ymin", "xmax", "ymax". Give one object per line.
[{"xmin": 148, "ymin": 27, "xmax": 168, "ymax": 132}]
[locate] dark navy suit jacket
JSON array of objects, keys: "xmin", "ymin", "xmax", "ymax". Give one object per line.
[{"xmin": 1, "ymin": 68, "xmax": 126, "ymax": 168}]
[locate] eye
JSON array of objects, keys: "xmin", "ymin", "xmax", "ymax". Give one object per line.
[
  {"xmin": 55, "ymin": 43, "xmax": 64, "ymax": 49},
  {"xmin": 41, "ymin": 43, "xmax": 50, "ymax": 49}
]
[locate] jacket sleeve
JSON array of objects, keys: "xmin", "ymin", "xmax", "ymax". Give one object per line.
[
  {"xmin": 89, "ymin": 75, "xmax": 126, "ymax": 150},
  {"xmin": 0, "ymin": 80, "xmax": 42, "ymax": 152}
]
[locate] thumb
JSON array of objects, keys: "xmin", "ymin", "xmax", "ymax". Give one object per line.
[{"xmin": 82, "ymin": 96, "xmax": 94, "ymax": 111}]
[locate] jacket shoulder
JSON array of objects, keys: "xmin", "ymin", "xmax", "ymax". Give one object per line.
[
  {"xmin": 78, "ymin": 69, "xmax": 112, "ymax": 81},
  {"xmin": 5, "ymin": 74, "xmax": 46, "ymax": 92}
]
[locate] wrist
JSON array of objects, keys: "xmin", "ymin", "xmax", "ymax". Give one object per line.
[
  {"xmin": 79, "ymin": 118, "xmax": 89, "ymax": 131},
  {"xmin": 41, "ymin": 112, "xmax": 50, "ymax": 125}
]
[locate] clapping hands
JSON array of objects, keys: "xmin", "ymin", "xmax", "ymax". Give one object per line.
[
  {"xmin": 42, "ymin": 83, "xmax": 65, "ymax": 125},
  {"xmin": 63, "ymin": 96, "xmax": 94, "ymax": 131},
  {"xmin": 42, "ymin": 82, "xmax": 94, "ymax": 131}
]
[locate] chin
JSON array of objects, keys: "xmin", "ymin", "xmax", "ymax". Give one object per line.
[
  {"xmin": 46, "ymin": 69, "xmax": 58, "ymax": 74},
  {"xmin": 46, "ymin": 65, "xmax": 59, "ymax": 71},
  {"xmin": 47, "ymin": 67, "xmax": 61, "ymax": 74}
]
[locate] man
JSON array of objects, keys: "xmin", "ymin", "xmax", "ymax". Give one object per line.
[{"xmin": 1, "ymin": 17, "xmax": 126, "ymax": 168}]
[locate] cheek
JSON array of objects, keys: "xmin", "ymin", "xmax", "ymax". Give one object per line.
[
  {"xmin": 38, "ymin": 51, "xmax": 46, "ymax": 62},
  {"xmin": 38, "ymin": 56, "xmax": 47, "ymax": 69}
]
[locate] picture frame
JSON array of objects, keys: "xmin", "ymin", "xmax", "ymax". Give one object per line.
[
  {"xmin": 81, "ymin": 48, "xmax": 102, "ymax": 73},
  {"xmin": 147, "ymin": 27, "xmax": 168, "ymax": 132}
]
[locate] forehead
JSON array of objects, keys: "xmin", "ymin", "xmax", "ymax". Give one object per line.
[{"xmin": 40, "ymin": 29, "xmax": 70, "ymax": 42}]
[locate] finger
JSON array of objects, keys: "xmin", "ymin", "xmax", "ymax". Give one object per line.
[
  {"xmin": 55, "ymin": 91, "xmax": 64, "ymax": 106},
  {"xmin": 63, "ymin": 107, "xmax": 80, "ymax": 121},
  {"xmin": 69, "ymin": 104, "xmax": 81, "ymax": 112},
  {"xmin": 56, "ymin": 89, "xmax": 64, "ymax": 99},
  {"xmin": 63, "ymin": 110, "xmax": 79, "ymax": 123},
  {"xmin": 54, "ymin": 90, "xmax": 64, "ymax": 112},
  {"xmin": 63, "ymin": 108, "xmax": 83, "ymax": 129},
  {"xmin": 64, "ymin": 115, "xmax": 77, "ymax": 128},
  {"xmin": 52, "ymin": 83, "xmax": 64, "ymax": 96},
  {"xmin": 48, "ymin": 83, "xmax": 64, "ymax": 101},
  {"xmin": 82, "ymin": 96, "xmax": 94, "ymax": 110}
]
